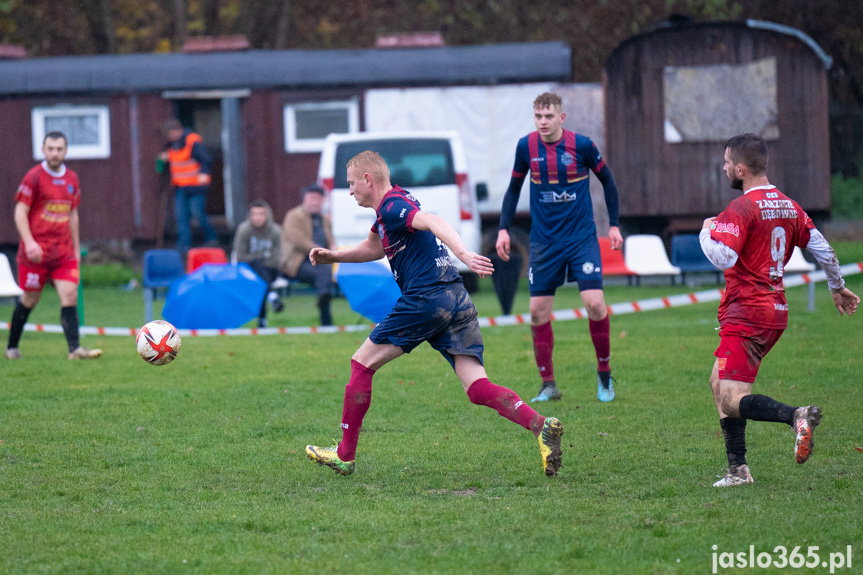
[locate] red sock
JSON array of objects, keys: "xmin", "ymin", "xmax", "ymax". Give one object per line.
[
  {"xmin": 531, "ymin": 321, "xmax": 555, "ymax": 382},
  {"xmin": 467, "ymin": 378, "xmax": 546, "ymax": 436},
  {"xmin": 337, "ymin": 359, "xmax": 375, "ymax": 461},
  {"xmin": 589, "ymin": 314, "xmax": 611, "ymax": 372}
]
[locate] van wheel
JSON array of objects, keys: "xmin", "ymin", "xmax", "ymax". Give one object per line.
[{"xmin": 461, "ymin": 272, "xmax": 480, "ymax": 293}]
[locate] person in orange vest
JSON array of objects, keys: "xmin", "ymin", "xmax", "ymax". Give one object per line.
[{"xmin": 158, "ymin": 118, "xmax": 218, "ymax": 253}]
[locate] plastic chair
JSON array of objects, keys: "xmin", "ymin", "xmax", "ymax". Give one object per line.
[
  {"xmin": 0, "ymin": 253, "xmax": 24, "ymax": 300},
  {"xmin": 186, "ymin": 247, "xmax": 228, "ymax": 273},
  {"xmin": 143, "ymin": 249, "xmax": 185, "ymax": 322},
  {"xmin": 671, "ymin": 234, "xmax": 721, "ymax": 284},
  {"xmin": 785, "ymin": 246, "xmax": 817, "ymax": 311},
  {"xmin": 624, "ymin": 234, "xmax": 681, "ymax": 285},
  {"xmin": 598, "ymin": 237, "xmax": 635, "ymax": 285}
]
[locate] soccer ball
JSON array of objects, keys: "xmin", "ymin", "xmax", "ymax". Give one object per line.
[{"xmin": 136, "ymin": 320, "xmax": 182, "ymax": 365}]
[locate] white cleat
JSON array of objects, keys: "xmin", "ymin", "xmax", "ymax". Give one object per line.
[
  {"xmin": 713, "ymin": 464, "xmax": 754, "ymax": 487},
  {"xmin": 68, "ymin": 347, "xmax": 103, "ymax": 360}
]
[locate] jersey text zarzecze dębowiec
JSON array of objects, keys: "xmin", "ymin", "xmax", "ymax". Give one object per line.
[
  {"xmin": 512, "ymin": 130, "xmax": 605, "ymax": 243},
  {"xmin": 372, "ymin": 186, "xmax": 462, "ymax": 294},
  {"xmin": 710, "ymin": 185, "xmax": 815, "ymax": 329}
]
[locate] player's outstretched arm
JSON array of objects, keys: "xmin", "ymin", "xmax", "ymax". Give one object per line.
[
  {"xmin": 412, "ymin": 211, "xmax": 494, "ymax": 278},
  {"xmin": 309, "ymin": 232, "xmax": 384, "ymax": 266}
]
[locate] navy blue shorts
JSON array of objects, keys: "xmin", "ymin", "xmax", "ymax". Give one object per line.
[
  {"xmin": 528, "ymin": 236, "xmax": 603, "ymax": 296},
  {"xmin": 370, "ymin": 283, "xmax": 484, "ymax": 369}
]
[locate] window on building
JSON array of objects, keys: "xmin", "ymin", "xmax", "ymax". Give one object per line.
[
  {"xmin": 284, "ymin": 99, "xmax": 359, "ymax": 153},
  {"xmin": 31, "ymin": 105, "xmax": 111, "ymax": 160},
  {"xmin": 663, "ymin": 58, "xmax": 778, "ymax": 143}
]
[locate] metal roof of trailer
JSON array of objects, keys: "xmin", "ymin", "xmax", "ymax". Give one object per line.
[{"xmin": 0, "ymin": 41, "xmax": 571, "ymax": 97}]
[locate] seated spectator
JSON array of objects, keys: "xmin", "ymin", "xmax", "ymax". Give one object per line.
[
  {"xmin": 233, "ymin": 199, "xmax": 283, "ymax": 328},
  {"xmin": 281, "ymin": 184, "xmax": 335, "ymax": 326}
]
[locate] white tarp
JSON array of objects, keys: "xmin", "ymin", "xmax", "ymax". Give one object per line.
[{"xmin": 365, "ymin": 83, "xmax": 611, "ymax": 233}]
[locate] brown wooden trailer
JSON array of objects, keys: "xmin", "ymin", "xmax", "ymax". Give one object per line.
[{"xmin": 604, "ymin": 19, "xmax": 832, "ymax": 236}]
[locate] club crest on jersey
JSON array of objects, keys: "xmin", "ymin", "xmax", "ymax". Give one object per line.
[
  {"xmin": 582, "ymin": 261, "xmax": 595, "ymax": 274},
  {"xmin": 67, "ymin": 184, "xmax": 75, "ymax": 194},
  {"xmin": 561, "ymin": 152, "xmax": 574, "ymax": 166}
]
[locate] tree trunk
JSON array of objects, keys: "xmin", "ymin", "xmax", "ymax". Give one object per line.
[
  {"xmin": 172, "ymin": 0, "xmax": 187, "ymax": 51},
  {"xmin": 100, "ymin": 0, "xmax": 116, "ymax": 53},
  {"xmin": 274, "ymin": 0, "xmax": 291, "ymax": 49},
  {"xmin": 203, "ymin": 0, "xmax": 221, "ymax": 36}
]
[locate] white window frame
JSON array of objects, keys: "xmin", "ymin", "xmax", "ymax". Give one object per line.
[
  {"xmin": 283, "ymin": 99, "xmax": 359, "ymax": 153},
  {"xmin": 31, "ymin": 105, "xmax": 111, "ymax": 160}
]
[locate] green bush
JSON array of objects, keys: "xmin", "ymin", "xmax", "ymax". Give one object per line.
[
  {"xmin": 79, "ymin": 263, "xmax": 139, "ymax": 287},
  {"xmin": 832, "ymin": 174, "xmax": 863, "ymax": 219}
]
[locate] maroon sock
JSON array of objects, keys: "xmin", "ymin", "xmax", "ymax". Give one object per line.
[
  {"xmin": 531, "ymin": 321, "xmax": 555, "ymax": 382},
  {"xmin": 336, "ymin": 359, "xmax": 375, "ymax": 461},
  {"xmin": 467, "ymin": 378, "xmax": 546, "ymax": 436},
  {"xmin": 589, "ymin": 314, "xmax": 611, "ymax": 372}
]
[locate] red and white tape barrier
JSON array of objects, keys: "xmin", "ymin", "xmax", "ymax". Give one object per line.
[{"xmin": 2, "ymin": 263, "xmax": 861, "ymax": 337}]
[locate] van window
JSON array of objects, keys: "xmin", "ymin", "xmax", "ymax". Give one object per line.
[{"xmin": 334, "ymin": 139, "xmax": 455, "ymax": 188}]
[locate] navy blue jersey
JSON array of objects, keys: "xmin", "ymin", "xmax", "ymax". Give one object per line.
[
  {"xmin": 371, "ymin": 186, "xmax": 462, "ymax": 294},
  {"xmin": 512, "ymin": 130, "xmax": 606, "ymax": 243}
]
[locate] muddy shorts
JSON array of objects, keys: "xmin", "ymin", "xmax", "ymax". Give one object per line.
[
  {"xmin": 714, "ymin": 323, "xmax": 784, "ymax": 383},
  {"xmin": 370, "ymin": 282, "xmax": 484, "ymax": 369}
]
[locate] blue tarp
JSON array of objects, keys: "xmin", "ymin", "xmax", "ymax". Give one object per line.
[
  {"xmin": 162, "ymin": 263, "xmax": 267, "ymax": 329},
  {"xmin": 336, "ymin": 261, "xmax": 401, "ymax": 324}
]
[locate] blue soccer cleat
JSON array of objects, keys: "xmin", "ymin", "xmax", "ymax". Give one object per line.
[
  {"xmin": 597, "ymin": 372, "xmax": 615, "ymax": 402},
  {"xmin": 530, "ymin": 380, "xmax": 562, "ymax": 403}
]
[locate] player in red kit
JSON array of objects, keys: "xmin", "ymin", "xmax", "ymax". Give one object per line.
[
  {"xmin": 699, "ymin": 133, "xmax": 858, "ymax": 487},
  {"xmin": 5, "ymin": 132, "xmax": 102, "ymax": 361}
]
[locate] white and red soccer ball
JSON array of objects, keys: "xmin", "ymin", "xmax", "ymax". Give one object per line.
[{"xmin": 136, "ymin": 320, "xmax": 182, "ymax": 365}]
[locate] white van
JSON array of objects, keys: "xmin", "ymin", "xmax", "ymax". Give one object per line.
[{"xmin": 318, "ymin": 131, "xmax": 482, "ymax": 290}]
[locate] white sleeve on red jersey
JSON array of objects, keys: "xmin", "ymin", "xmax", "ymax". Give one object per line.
[
  {"xmin": 805, "ymin": 229, "xmax": 845, "ymax": 292},
  {"xmin": 699, "ymin": 228, "xmax": 738, "ymax": 270}
]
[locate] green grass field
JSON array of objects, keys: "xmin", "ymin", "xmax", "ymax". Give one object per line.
[{"xmin": 2, "ymin": 244, "xmax": 862, "ymax": 574}]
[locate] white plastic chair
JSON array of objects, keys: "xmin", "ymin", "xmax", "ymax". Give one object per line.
[
  {"xmin": 785, "ymin": 246, "xmax": 816, "ymax": 311},
  {"xmin": 0, "ymin": 253, "xmax": 24, "ymax": 300},
  {"xmin": 624, "ymin": 234, "xmax": 682, "ymax": 285}
]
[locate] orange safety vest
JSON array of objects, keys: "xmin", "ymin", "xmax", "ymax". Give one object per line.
[{"xmin": 168, "ymin": 132, "xmax": 211, "ymax": 188}]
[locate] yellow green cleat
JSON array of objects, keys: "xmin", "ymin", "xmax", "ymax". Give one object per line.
[
  {"xmin": 538, "ymin": 417, "xmax": 564, "ymax": 476},
  {"xmin": 305, "ymin": 445, "xmax": 356, "ymax": 476}
]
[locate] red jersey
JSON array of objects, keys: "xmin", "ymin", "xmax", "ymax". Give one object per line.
[
  {"xmin": 14, "ymin": 162, "xmax": 81, "ymax": 265},
  {"xmin": 710, "ymin": 184, "xmax": 815, "ymax": 329}
]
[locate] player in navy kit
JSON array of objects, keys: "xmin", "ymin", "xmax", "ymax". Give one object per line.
[
  {"xmin": 700, "ymin": 133, "xmax": 858, "ymax": 487},
  {"xmin": 496, "ymin": 92, "xmax": 622, "ymax": 403},
  {"xmin": 305, "ymin": 150, "xmax": 564, "ymax": 477}
]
